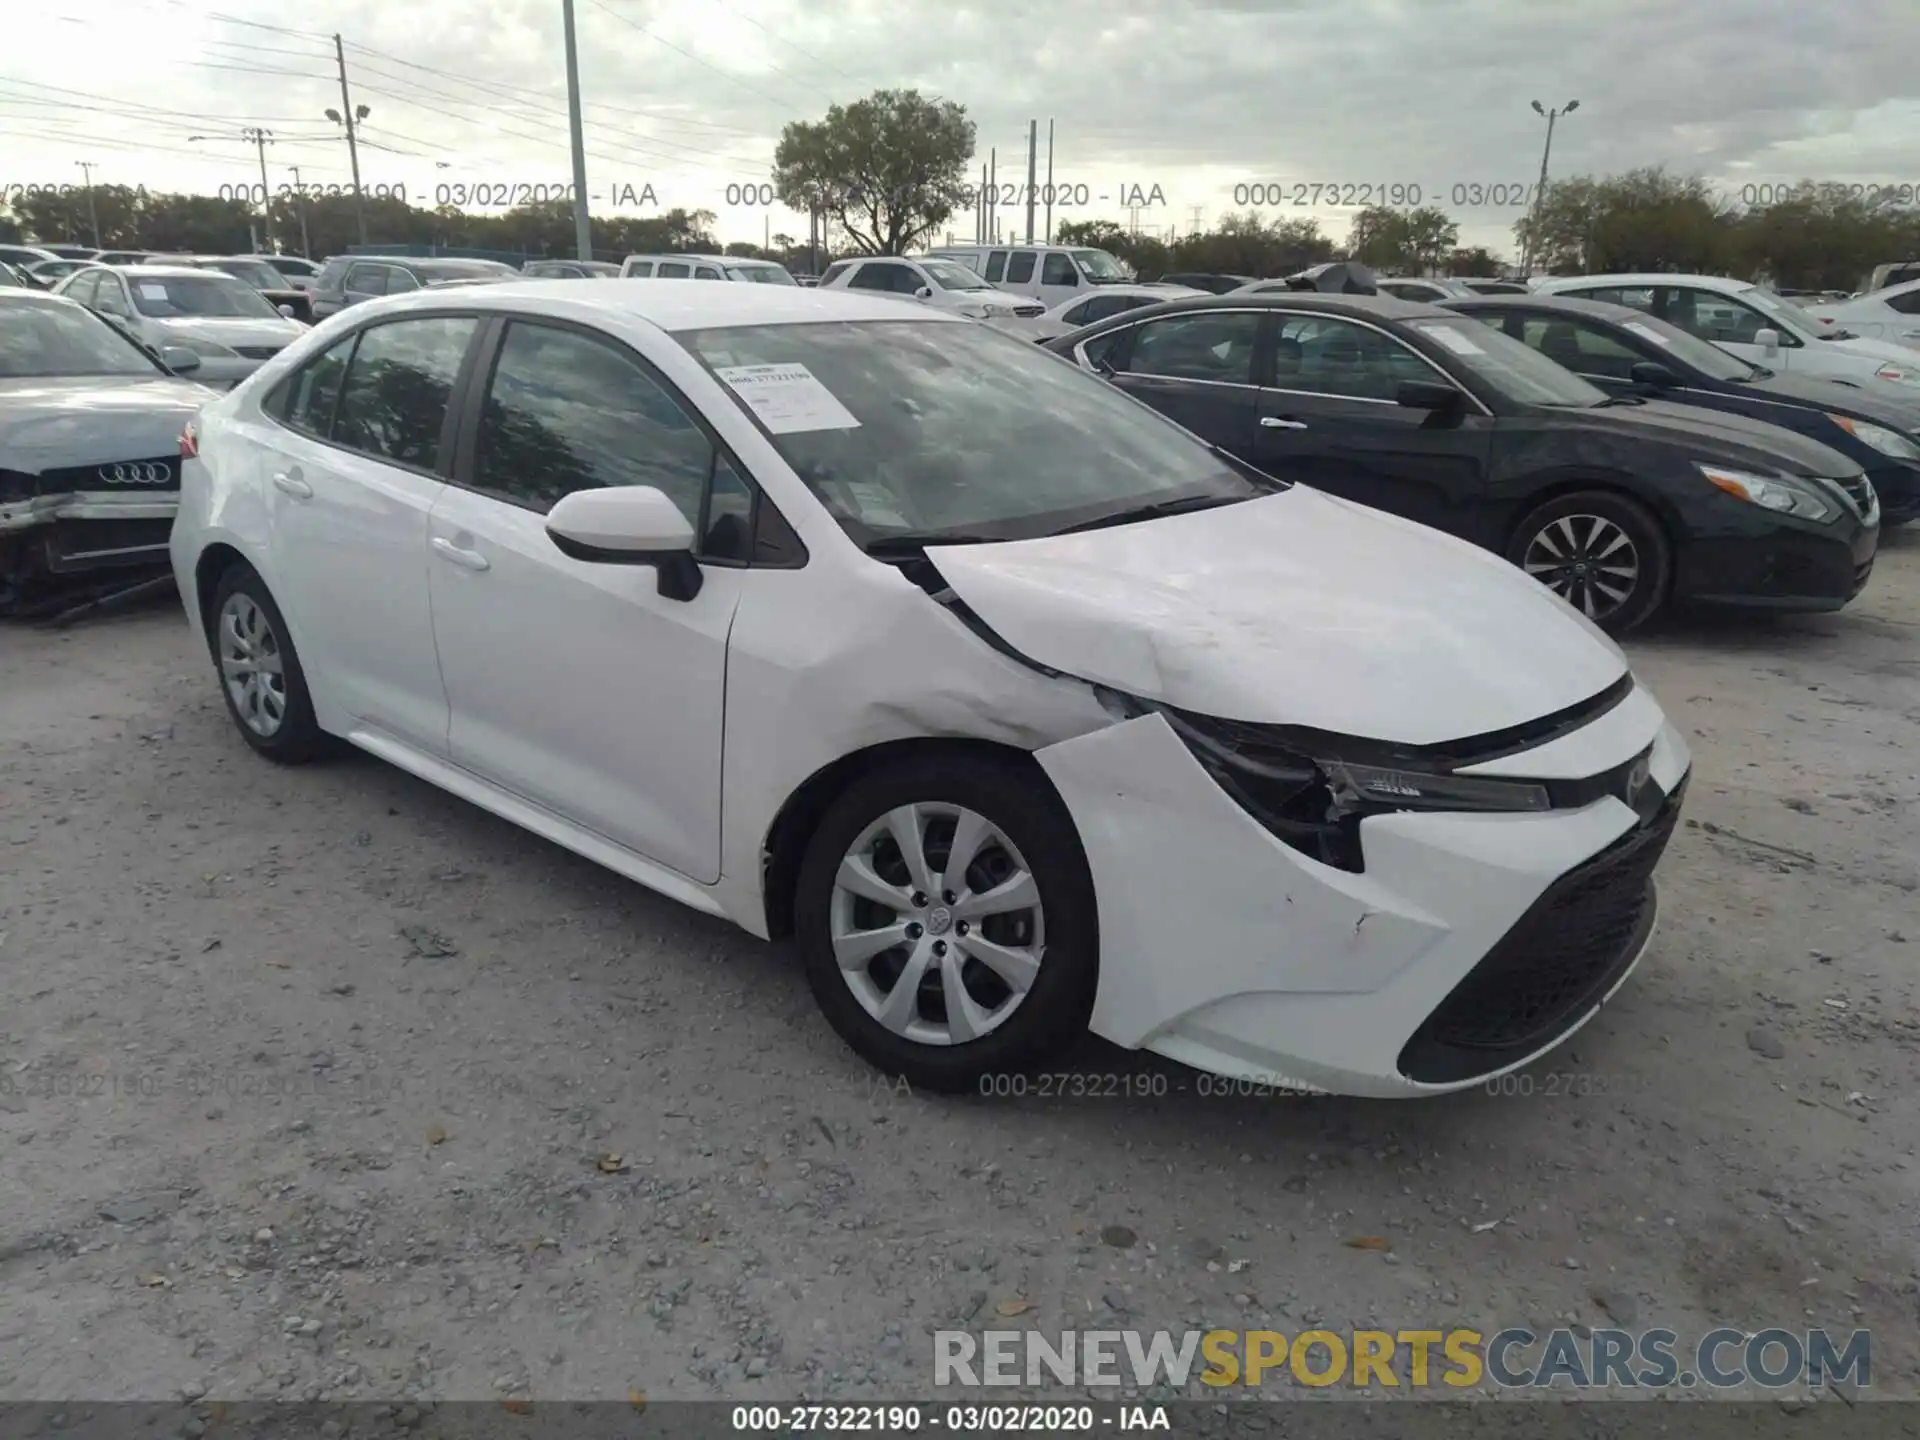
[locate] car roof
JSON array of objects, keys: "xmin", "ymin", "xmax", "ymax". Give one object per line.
[
  {"xmin": 627, "ymin": 253, "xmax": 738, "ymax": 264},
  {"xmin": 1447, "ymin": 293, "xmax": 1649, "ymax": 322},
  {"xmin": 1078, "ymin": 291, "xmax": 1457, "ymax": 323},
  {"xmin": 1538, "ymin": 273, "xmax": 1756, "ymax": 294},
  {"xmin": 108, "ymin": 264, "xmax": 231, "ymax": 279},
  {"xmin": 358, "ymin": 278, "xmax": 966, "ymax": 332}
]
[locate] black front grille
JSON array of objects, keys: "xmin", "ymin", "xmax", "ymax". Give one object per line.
[
  {"xmin": 234, "ymin": 344, "xmax": 284, "ymax": 359},
  {"xmin": 1398, "ymin": 776, "xmax": 1687, "ymax": 1085},
  {"xmin": 1837, "ymin": 474, "xmax": 1876, "ymax": 517}
]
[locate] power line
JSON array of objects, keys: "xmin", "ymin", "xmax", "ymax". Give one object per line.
[
  {"xmin": 708, "ymin": 0, "xmax": 860, "ymax": 86},
  {"xmin": 585, "ymin": 0, "xmax": 814, "ymax": 115}
]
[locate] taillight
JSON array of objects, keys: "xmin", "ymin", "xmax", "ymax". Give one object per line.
[{"xmin": 179, "ymin": 423, "xmax": 198, "ymax": 459}]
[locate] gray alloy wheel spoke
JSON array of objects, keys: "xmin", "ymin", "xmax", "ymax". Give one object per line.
[
  {"xmin": 218, "ymin": 593, "xmax": 287, "ymax": 738},
  {"xmin": 828, "ymin": 802, "xmax": 1047, "ymax": 1047},
  {"xmin": 1523, "ymin": 514, "xmax": 1639, "ymax": 622}
]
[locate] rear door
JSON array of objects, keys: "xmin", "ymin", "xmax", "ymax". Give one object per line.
[
  {"xmin": 1101, "ymin": 308, "xmax": 1266, "ymax": 454},
  {"xmin": 1250, "ymin": 311, "xmax": 1494, "ymax": 535}
]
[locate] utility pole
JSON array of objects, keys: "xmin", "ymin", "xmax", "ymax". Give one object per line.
[
  {"xmin": 560, "ymin": 0, "xmax": 593, "ymax": 262},
  {"xmin": 74, "ymin": 161, "xmax": 102, "ymax": 247},
  {"xmin": 1042, "ymin": 120, "xmax": 1054, "ymax": 244},
  {"xmin": 977, "ymin": 163, "xmax": 987, "ymax": 243},
  {"xmin": 1024, "ymin": 119, "xmax": 1037, "ymax": 243},
  {"xmin": 988, "ymin": 149, "xmax": 996, "ymax": 246},
  {"xmin": 1190, "ymin": 205, "xmax": 1204, "ymax": 238},
  {"xmin": 243, "ymin": 128, "xmax": 277, "ymax": 251},
  {"xmin": 330, "ymin": 35, "xmax": 369, "ymax": 247},
  {"xmin": 1522, "ymin": 98, "xmax": 1578, "ymax": 275},
  {"xmin": 289, "ymin": 165, "xmax": 313, "ymax": 257}
]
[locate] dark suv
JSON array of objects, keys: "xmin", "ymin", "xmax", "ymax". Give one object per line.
[{"xmin": 309, "ymin": 256, "xmax": 517, "ymax": 319}]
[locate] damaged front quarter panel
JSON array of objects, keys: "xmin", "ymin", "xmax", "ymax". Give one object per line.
[{"xmin": 711, "ymin": 547, "xmax": 1117, "ymax": 937}]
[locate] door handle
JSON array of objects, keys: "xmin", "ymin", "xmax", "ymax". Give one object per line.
[
  {"xmin": 1260, "ymin": 417, "xmax": 1309, "ymax": 430},
  {"xmin": 431, "ymin": 536, "xmax": 491, "ymax": 572},
  {"xmin": 271, "ymin": 469, "xmax": 313, "ymax": 498}
]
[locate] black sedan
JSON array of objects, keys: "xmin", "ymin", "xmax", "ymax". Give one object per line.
[
  {"xmin": 1445, "ymin": 293, "xmax": 1920, "ymax": 526},
  {"xmin": 1042, "ymin": 293, "xmax": 1879, "ymax": 631}
]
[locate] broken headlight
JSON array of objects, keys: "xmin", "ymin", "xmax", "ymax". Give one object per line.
[{"xmin": 1096, "ymin": 687, "xmax": 1550, "ymax": 873}]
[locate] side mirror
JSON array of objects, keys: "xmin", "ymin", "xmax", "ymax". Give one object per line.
[
  {"xmin": 914, "ymin": 285, "xmax": 933, "ymax": 299},
  {"xmin": 1629, "ymin": 360, "xmax": 1677, "ymax": 389},
  {"xmin": 545, "ymin": 486, "xmax": 703, "ymax": 601},
  {"xmin": 277, "ymin": 303, "xmax": 297, "ymax": 318},
  {"xmin": 1754, "ymin": 327, "xmax": 1781, "ymax": 357},
  {"xmin": 1395, "ymin": 380, "xmax": 1461, "ymax": 410},
  {"xmin": 159, "ymin": 345, "xmax": 201, "ymax": 373}
]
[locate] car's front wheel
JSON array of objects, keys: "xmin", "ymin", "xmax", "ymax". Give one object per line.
[
  {"xmin": 207, "ymin": 562, "xmax": 326, "ymax": 763},
  {"xmin": 1507, "ymin": 490, "xmax": 1671, "ymax": 633},
  {"xmin": 794, "ymin": 753, "xmax": 1098, "ymax": 1093}
]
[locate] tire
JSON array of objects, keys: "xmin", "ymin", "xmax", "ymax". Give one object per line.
[
  {"xmin": 206, "ymin": 561, "xmax": 326, "ymax": 763},
  {"xmin": 1507, "ymin": 489, "xmax": 1671, "ymax": 634},
  {"xmin": 794, "ymin": 752, "xmax": 1099, "ymax": 1093}
]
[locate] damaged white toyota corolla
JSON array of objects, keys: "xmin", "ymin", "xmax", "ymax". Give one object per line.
[{"xmin": 170, "ymin": 281, "xmax": 1691, "ymax": 1097}]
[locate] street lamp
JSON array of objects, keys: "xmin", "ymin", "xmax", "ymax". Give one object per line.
[
  {"xmin": 1522, "ymin": 99, "xmax": 1578, "ymax": 275},
  {"xmin": 324, "ymin": 98, "xmax": 371, "ymax": 247},
  {"xmin": 74, "ymin": 160, "xmax": 102, "ymax": 247}
]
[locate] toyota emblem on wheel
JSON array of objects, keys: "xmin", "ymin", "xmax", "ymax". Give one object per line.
[{"xmin": 97, "ymin": 462, "xmax": 172, "ymax": 485}]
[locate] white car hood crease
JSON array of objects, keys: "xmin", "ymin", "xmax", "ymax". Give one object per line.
[{"xmin": 925, "ymin": 488, "xmax": 1629, "ymax": 745}]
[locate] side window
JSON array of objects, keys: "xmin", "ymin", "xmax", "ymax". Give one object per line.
[
  {"xmin": 984, "ymin": 251, "xmax": 1007, "ymax": 282},
  {"xmin": 345, "ymin": 264, "xmax": 387, "ymax": 296},
  {"xmin": 1059, "ymin": 299, "xmax": 1093, "ymax": 325},
  {"xmin": 627, "ymin": 261, "xmax": 655, "ymax": 278},
  {"xmin": 331, "ymin": 316, "xmax": 478, "ymax": 471},
  {"xmin": 1519, "ymin": 317, "xmax": 1640, "ymax": 379},
  {"xmin": 94, "ymin": 277, "xmax": 130, "ymax": 316},
  {"xmin": 1579, "ymin": 286, "xmax": 1654, "ymax": 312},
  {"xmin": 1079, "ymin": 329, "xmax": 1127, "ymax": 369},
  {"xmin": 1660, "ymin": 287, "xmax": 1792, "ymax": 347},
  {"xmin": 1041, "ymin": 253, "xmax": 1077, "ymax": 286},
  {"xmin": 280, "ymin": 333, "xmax": 357, "ymax": 437},
  {"xmin": 1885, "ymin": 288, "xmax": 1920, "ymax": 316},
  {"xmin": 1274, "ymin": 315, "xmax": 1434, "ymax": 400},
  {"xmin": 819, "ymin": 261, "xmax": 852, "ymax": 286},
  {"xmin": 65, "ymin": 271, "xmax": 100, "ymax": 306},
  {"xmin": 695, "ymin": 266, "xmax": 723, "ymax": 280},
  {"xmin": 702, "ymin": 454, "xmax": 754, "ymax": 562},
  {"xmin": 1125, "ymin": 311, "xmax": 1261, "ymax": 384},
  {"xmin": 387, "ymin": 268, "xmax": 421, "ymax": 294},
  {"xmin": 657, "ymin": 262, "xmax": 690, "ymax": 279},
  {"xmin": 846, "ymin": 263, "xmax": 893, "ymax": 292},
  {"xmin": 474, "ymin": 321, "xmax": 713, "ymax": 525},
  {"xmin": 1005, "ymin": 251, "xmax": 1036, "ymax": 284}
]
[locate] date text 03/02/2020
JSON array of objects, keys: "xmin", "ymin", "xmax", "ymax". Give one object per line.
[
  {"xmin": 730, "ymin": 1405, "xmax": 1168, "ymax": 1431},
  {"xmin": 1231, "ymin": 181, "xmax": 1542, "ymax": 208}
]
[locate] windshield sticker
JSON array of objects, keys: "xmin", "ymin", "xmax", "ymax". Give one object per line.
[
  {"xmin": 1622, "ymin": 320, "xmax": 1672, "ymax": 347},
  {"xmin": 714, "ymin": 362, "xmax": 861, "ymax": 434},
  {"xmin": 138, "ymin": 283, "xmax": 170, "ymax": 301},
  {"xmin": 1423, "ymin": 325, "xmax": 1485, "ymax": 356}
]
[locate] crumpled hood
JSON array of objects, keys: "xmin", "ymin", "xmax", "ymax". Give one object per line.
[
  {"xmin": 926, "ymin": 488, "xmax": 1629, "ymax": 745},
  {"xmin": 0, "ymin": 376, "xmax": 211, "ymax": 473}
]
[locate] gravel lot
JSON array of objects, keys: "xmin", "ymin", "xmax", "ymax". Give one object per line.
[{"xmin": 1, "ymin": 536, "xmax": 1916, "ymax": 1408}]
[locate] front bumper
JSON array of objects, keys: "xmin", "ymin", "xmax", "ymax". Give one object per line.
[
  {"xmin": 1865, "ymin": 460, "xmax": 1920, "ymax": 525},
  {"xmin": 1035, "ymin": 684, "xmax": 1690, "ymax": 1097},
  {"xmin": 0, "ymin": 491, "xmax": 178, "ymax": 572},
  {"xmin": 1675, "ymin": 501, "xmax": 1878, "ymax": 611}
]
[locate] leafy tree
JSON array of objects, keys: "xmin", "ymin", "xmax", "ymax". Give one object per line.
[
  {"xmin": 773, "ymin": 89, "xmax": 975, "ymax": 254},
  {"xmin": 1514, "ymin": 167, "xmax": 1733, "ymax": 274},
  {"xmin": 1446, "ymin": 246, "xmax": 1506, "ymax": 275},
  {"xmin": 1347, "ymin": 206, "xmax": 1457, "ymax": 273}
]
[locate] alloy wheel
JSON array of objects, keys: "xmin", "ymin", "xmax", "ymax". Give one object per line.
[
  {"xmin": 1522, "ymin": 513, "xmax": 1641, "ymax": 622},
  {"xmin": 218, "ymin": 591, "xmax": 288, "ymax": 737},
  {"xmin": 829, "ymin": 803, "xmax": 1046, "ymax": 1046}
]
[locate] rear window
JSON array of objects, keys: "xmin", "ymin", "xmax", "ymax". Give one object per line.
[{"xmin": 316, "ymin": 258, "xmax": 351, "ymax": 290}]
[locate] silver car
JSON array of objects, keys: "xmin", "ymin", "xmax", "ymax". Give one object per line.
[
  {"xmin": 52, "ymin": 264, "xmax": 307, "ymax": 388},
  {"xmin": 0, "ymin": 290, "xmax": 211, "ymax": 610}
]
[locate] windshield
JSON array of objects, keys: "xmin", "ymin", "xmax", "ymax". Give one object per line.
[
  {"xmin": 1407, "ymin": 317, "xmax": 1608, "ymax": 407},
  {"xmin": 1072, "ymin": 249, "xmax": 1127, "ymax": 282},
  {"xmin": 724, "ymin": 264, "xmax": 798, "ymax": 285},
  {"xmin": 1609, "ymin": 311, "xmax": 1755, "ymax": 381},
  {"xmin": 0, "ymin": 299, "xmax": 163, "ymax": 377},
  {"xmin": 209, "ymin": 259, "xmax": 286, "ymax": 290},
  {"xmin": 679, "ymin": 318, "xmax": 1268, "ymax": 545},
  {"xmin": 1741, "ymin": 288, "xmax": 1814, "ymax": 333},
  {"xmin": 921, "ymin": 259, "xmax": 991, "ymax": 291},
  {"xmin": 129, "ymin": 274, "xmax": 280, "ymax": 319}
]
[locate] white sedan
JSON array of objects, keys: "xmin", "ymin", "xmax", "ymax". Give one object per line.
[
  {"xmin": 816, "ymin": 254, "xmax": 1043, "ymax": 325},
  {"xmin": 170, "ymin": 281, "xmax": 1691, "ymax": 1098},
  {"xmin": 1803, "ymin": 278, "xmax": 1920, "ymax": 351}
]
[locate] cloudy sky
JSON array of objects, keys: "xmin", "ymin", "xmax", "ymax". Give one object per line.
[{"xmin": 5, "ymin": 0, "xmax": 1919, "ymax": 257}]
